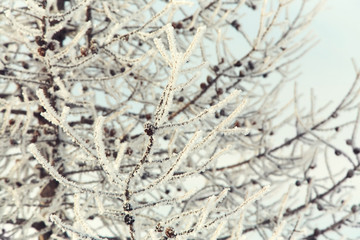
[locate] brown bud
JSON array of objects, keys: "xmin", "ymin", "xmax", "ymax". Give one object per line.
[
  {"xmin": 80, "ymin": 47, "xmax": 88, "ymax": 57},
  {"xmin": 156, "ymin": 223, "xmax": 164, "ymax": 232},
  {"xmin": 175, "ymin": 22, "xmax": 183, "ymax": 29},
  {"xmin": 317, "ymin": 203, "xmax": 323, "ymax": 211},
  {"xmin": 126, "ymin": 147, "xmax": 133, "ymax": 156},
  {"xmin": 200, "ymin": 82, "xmax": 207, "ymax": 90},
  {"xmin": 47, "ymin": 41, "xmax": 56, "ymax": 51},
  {"xmin": 31, "ymin": 221, "xmax": 46, "ymax": 231},
  {"xmin": 90, "ymin": 40, "xmax": 98, "ymax": 54},
  {"xmin": 38, "ymin": 47, "xmax": 47, "ymax": 57},
  {"xmin": 231, "ymin": 20, "xmax": 240, "ymax": 30},
  {"xmin": 124, "ymin": 214, "xmax": 134, "ymax": 225},
  {"xmin": 144, "ymin": 122, "xmax": 155, "ymax": 136},
  {"xmin": 239, "ymin": 70, "xmax": 245, "ymax": 77},
  {"xmin": 145, "ymin": 114, "xmax": 152, "ymax": 120},
  {"xmin": 123, "ymin": 203, "xmax": 133, "ymax": 211},
  {"xmin": 22, "ymin": 61, "xmax": 29, "ymax": 69},
  {"xmin": 40, "ymin": 179, "xmax": 59, "ymax": 198},
  {"xmin": 353, "ymin": 148, "xmax": 360, "ymax": 155},
  {"xmin": 35, "ymin": 36, "xmax": 46, "ymax": 46},
  {"xmin": 110, "ymin": 129, "xmax": 116, "ymax": 137},
  {"xmin": 105, "ymin": 149, "xmax": 111, "ymax": 157},
  {"xmin": 335, "ymin": 149, "xmax": 341, "ymax": 156},
  {"xmin": 165, "ymin": 227, "xmax": 176, "ymax": 238},
  {"xmin": 30, "ymin": 136, "xmax": 38, "ymax": 143},
  {"xmin": 346, "ymin": 169, "xmax": 354, "ymax": 178},
  {"xmin": 248, "ymin": 61, "xmax": 255, "ymax": 70},
  {"xmin": 234, "ymin": 60, "xmax": 242, "ymax": 67},
  {"xmin": 351, "ymin": 205, "xmax": 357, "ymax": 213}
]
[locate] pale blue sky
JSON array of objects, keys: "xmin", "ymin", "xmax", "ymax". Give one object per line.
[{"xmin": 299, "ymin": 0, "xmax": 360, "ymax": 103}]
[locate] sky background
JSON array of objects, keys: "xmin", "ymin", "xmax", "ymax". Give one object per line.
[{"xmin": 299, "ymin": 0, "xmax": 360, "ymax": 104}]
